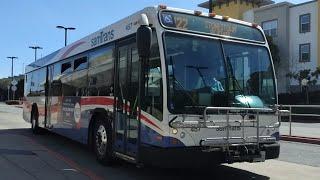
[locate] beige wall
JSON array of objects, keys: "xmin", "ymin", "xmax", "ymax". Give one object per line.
[{"xmin": 243, "ymin": 3, "xmax": 291, "ymax": 93}]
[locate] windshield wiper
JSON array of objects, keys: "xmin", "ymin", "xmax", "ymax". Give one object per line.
[
  {"xmin": 172, "ymin": 77, "xmax": 198, "ymax": 105},
  {"xmin": 170, "ymin": 75, "xmax": 204, "ymax": 114},
  {"xmin": 226, "ymin": 57, "xmax": 251, "ymax": 108},
  {"xmin": 185, "ymin": 65, "xmax": 208, "ymax": 87}
]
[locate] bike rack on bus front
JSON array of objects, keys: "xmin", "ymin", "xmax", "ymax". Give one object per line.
[
  {"xmin": 200, "ymin": 106, "xmax": 289, "ymax": 148},
  {"xmin": 169, "ymin": 106, "xmax": 289, "ymax": 147}
]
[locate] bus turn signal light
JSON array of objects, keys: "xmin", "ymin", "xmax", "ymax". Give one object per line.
[{"xmin": 252, "ymin": 23, "xmax": 259, "ymax": 28}]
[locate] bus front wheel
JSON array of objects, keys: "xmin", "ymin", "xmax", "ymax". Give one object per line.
[{"xmin": 93, "ymin": 116, "xmax": 113, "ymax": 165}]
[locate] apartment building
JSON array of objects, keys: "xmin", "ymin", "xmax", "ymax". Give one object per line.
[{"xmin": 199, "ymin": 0, "xmax": 320, "ymax": 93}]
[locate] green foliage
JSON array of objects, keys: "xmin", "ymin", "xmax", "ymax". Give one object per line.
[
  {"xmin": 266, "ymin": 36, "xmax": 280, "ymax": 64},
  {"xmin": 0, "ymin": 75, "xmax": 24, "ymax": 101},
  {"xmin": 286, "ymin": 68, "xmax": 320, "ymax": 86}
]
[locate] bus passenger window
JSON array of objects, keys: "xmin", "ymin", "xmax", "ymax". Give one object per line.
[
  {"xmin": 74, "ymin": 57, "xmax": 88, "ymax": 71},
  {"xmin": 88, "ymin": 45, "xmax": 114, "ymax": 96},
  {"xmin": 61, "ymin": 62, "xmax": 72, "ymax": 74}
]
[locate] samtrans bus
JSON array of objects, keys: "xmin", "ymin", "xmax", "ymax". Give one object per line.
[{"xmin": 24, "ymin": 5, "xmax": 286, "ymax": 167}]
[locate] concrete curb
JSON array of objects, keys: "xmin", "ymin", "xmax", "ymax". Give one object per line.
[{"xmin": 281, "ymin": 135, "xmax": 320, "ymax": 145}]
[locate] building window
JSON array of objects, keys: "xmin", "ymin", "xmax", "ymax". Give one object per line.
[
  {"xmin": 300, "ymin": 14, "xmax": 310, "ymax": 33},
  {"xmin": 262, "ymin": 20, "xmax": 278, "ymax": 37},
  {"xmin": 299, "ymin": 43, "xmax": 310, "ymax": 62}
]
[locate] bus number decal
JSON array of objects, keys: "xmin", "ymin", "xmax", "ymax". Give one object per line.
[{"xmin": 216, "ymin": 126, "xmax": 241, "ymax": 131}]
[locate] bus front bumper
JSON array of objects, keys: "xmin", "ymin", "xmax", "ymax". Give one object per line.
[{"xmin": 140, "ymin": 142, "xmax": 280, "ymax": 168}]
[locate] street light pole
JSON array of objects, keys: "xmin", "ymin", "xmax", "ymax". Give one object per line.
[
  {"xmin": 64, "ymin": 28, "xmax": 67, "ymax": 47},
  {"xmin": 29, "ymin": 46, "xmax": 43, "ymax": 61},
  {"xmin": 56, "ymin": 25, "xmax": 76, "ymax": 46},
  {"xmin": 6, "ymin": 57, "xmax": 18, "ymax": 81},
  {"xmin": 6, "ymin": 56, "xmax": 18, "ymax": 100}
]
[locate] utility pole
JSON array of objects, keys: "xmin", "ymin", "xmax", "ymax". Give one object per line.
[
  {"xmin": 29, "ymin": 46, "xmax": 43, "ymax": 61},
  {"xmin": 56, "ymin": 25, "xmax": 76, "ymax": 46},
  {"xmin": 6, "ymin": 56, "xmax": 18, "ymax": 100}
]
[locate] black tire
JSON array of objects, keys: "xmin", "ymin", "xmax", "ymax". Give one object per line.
[
  {"xmin": 31, "ymin": 110, "xmax": 41, "ymax": 134},
  {"xmin": 93, "ymin": 115, "xmax": 114, "ymax": 165}
]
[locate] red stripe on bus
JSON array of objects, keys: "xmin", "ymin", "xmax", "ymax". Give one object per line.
[
  {"xmin": 60, "ymin": 41, "xmax": 85, "ymax": 59},
  {"xmin": 81, "ymin": 97, "xmax": 114, "ymax": 106},
  {"xmin": 80, "ymin": 97, "xmax": 162, "ymax": 131},
  {"xmin": 140, "ymin": 114, "xmax": 162, "ymax": 131}
]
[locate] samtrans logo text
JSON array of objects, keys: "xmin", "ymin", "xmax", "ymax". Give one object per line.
[{"xmin": 91, "ymin": 30, "xmax": 114, "ymax": 47}]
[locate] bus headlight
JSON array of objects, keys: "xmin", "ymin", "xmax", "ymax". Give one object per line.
[{"xmin": 172, "ymin": 128, "xmax": 178, "ymax": 134}]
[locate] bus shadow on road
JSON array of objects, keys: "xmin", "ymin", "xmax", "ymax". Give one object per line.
[
  {"xmin": 0, "ymin": 128, "xmax": 270, "ymax": 180},
  {"xmin": 0, "ymin": 148, "xmax": 36, "ymax": 156},
  {"xmin": 131, "ymin": 165, "xmax": 270, "ymax": 180}
]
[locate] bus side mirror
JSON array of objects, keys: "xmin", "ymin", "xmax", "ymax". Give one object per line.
[
  {"xmin": 137, "ymin": 14, "xmax": 152, "ymax": 58},
  {"xmin": 137, "ymin": 25, "xmax": 152, "ymax": 58}
]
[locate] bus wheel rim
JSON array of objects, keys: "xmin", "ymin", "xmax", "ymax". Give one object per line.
[{"xmin": 96, "ymin": 124, "xmax": 107, "ymax": 156}]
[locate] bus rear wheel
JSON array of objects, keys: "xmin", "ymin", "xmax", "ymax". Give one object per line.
[{"xmin": 93, "ymin": 117, "xmax": 113, "ymax": 165}]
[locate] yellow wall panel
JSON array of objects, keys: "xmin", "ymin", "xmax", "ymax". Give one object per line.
[{"xmin": 212, "ymin": 1, "xmax": 256, "ymax": 20}]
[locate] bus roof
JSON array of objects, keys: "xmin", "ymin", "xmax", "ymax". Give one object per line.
[
  {"xmin": 25, "ymin": 6, "xmax": 263, "ymax": 74},
  {"xmin": 25, "ymin": 6, "xmax": 158, "ymax": 73}
]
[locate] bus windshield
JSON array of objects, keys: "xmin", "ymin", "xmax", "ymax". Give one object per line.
[{"xmin": 164, "ymin": 32, "xmax": 276, "ymax": 114}]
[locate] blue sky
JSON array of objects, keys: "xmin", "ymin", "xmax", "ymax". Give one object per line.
[{"xmin": 0, "ymin": 0, "xmax": 310, "ymax": 78}]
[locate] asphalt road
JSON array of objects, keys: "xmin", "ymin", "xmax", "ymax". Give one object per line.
[{"xmin": 0, "ymin": 103, "xmax": 319, "ymax": 180}]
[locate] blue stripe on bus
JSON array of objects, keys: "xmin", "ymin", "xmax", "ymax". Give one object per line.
[{"xmin": 140, "ymin": 124, "xmax": 185, "ymax": 147}]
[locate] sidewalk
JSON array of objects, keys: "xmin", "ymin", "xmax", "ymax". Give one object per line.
[
  {"xmin": 280, "ymin": 122, "xmax": 320, "ymax": 138},
  {"xmin": 280, "ymin": 122, "xmax": 320, "ymax": 145}
]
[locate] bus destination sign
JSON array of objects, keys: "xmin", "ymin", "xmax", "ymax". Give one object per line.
[{"xmin": 160, "ymin": 11, "xmax": 265, "ymax": 42}]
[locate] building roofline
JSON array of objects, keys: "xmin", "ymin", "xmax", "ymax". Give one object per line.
[
  {"xmin": 289, "ymin": 0, "xmax": 317, "ymax": 8},
  {"xmin": 198, "ymin": 0, "xmax": 274, "ymax": 9},
  {"xmin": 253, "ymin": 1, "xmax": 293, "ymax": 12}
]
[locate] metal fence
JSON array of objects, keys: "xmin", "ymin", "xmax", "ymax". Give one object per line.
[{"xmin": 279, "ymin": 105, "xmax": 320, "ymax": 136}]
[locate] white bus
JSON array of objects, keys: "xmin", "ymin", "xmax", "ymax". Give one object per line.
[{"xmin": 24, "ymin": 5, "xmax": 284, "ymax": 167}]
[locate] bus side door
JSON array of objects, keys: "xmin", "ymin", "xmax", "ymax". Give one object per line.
[
  {"xmin": 46, "ymin": 64, "xmax": 61, "ymax": 129},
  {"xmin": 114, "ymin": 38, "xmax": 140, "ymax": 157},
  {"xmin": 46, "ymin": 65, "xmax": 54, "ymax": 128}
]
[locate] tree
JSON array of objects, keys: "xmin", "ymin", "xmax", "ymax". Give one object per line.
[
  {"xmin": 266, "ymin": 36, "xmax": 280, "ymax": 65},
  {"xmin": 0, "ymin": 75, "xmax": 24, "ymax": 101},
  {"xmin": 286, "ymin": 68, "xmax": 320, "ymax": 104},
  {"xmin": 16, "ymin": 78, "xmax": 24, "ymax": 100},
  {"xmin": 286, "ymin": 68, "xmax": 320, "ymax": 86}
]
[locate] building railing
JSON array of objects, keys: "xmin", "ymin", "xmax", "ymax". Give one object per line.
[{"xmin": 279, "ymin": 104, "xmax": 320, "ymax": 136}]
